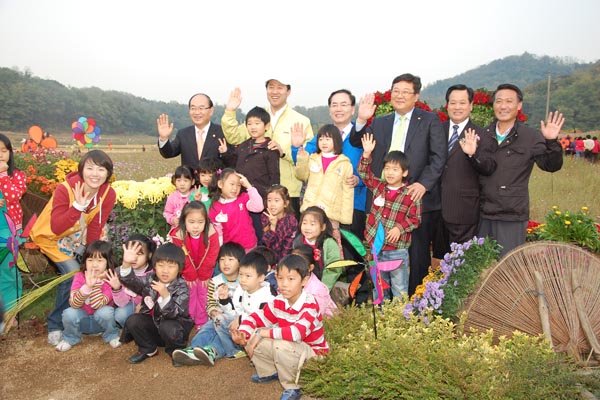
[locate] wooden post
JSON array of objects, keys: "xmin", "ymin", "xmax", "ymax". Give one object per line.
[
  {"xmin": 571, "ymin": 268, "xmax": 600, "ymax": 357},
  {"xmin": 534, "ymin": 271, "xmax": 553, "ymax": 348}
]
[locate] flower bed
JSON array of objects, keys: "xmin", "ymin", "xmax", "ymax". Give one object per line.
[
  {"xmin": 403, "ymin": 237, "xmax": 501, "ymax": 320},
  {"xmin": 372, "ymin": 87, "xmax": 528, "ymax": 127}
]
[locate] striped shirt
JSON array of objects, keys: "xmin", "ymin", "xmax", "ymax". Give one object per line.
[
  {"xmin": 69, "ymin": 272, "xmax": 113, "ymax": 314},
  {"xmin": 239, "ymin": 291, "xmax": 329, "ymax": 354},
  {"xmin": 359, "ymin": 156, "xmax": 422, "ymax": 250}
]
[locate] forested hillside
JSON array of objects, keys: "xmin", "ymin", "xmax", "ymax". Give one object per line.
[
  {"xmin": 0, "ymin": 67, "xmax": 233, "ymax": 134},
  {"xmin": 1, "ymin": 53, "xmax": 598, "ymax": 134},
  {"xmin": 420, "ymin": 53, "xmax": 589, "ymax": 107},
  {"xmin": 523, "ymin": 61, "xmax": 600, "ymax": 131}
]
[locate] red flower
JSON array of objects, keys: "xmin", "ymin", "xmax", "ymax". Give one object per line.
[
  {"xmin": 383, "ymin": 90, "xmax": 391, "ymax": 102},
  {"xmin": 437, "ymin": 111, "xmax": 449, "ymax": 122},
  {"xmin": 374, "ymin": 92, "xmax": 383, "ymax": 105},
  {"xmin": 415, "ymin": 101, "xmax": 432, "ymax": 112},
  {"xmin": 517, "ymin": 110, "xmax": 528, "ymax": 123},
  {"xmin": 473, "ymin": 90, "xmax": 491, "ymax": 105}
]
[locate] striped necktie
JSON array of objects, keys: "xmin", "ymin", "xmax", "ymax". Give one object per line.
[{"xmin": 448, "ymin": 124, "xmax": 459, "ymax": 152}]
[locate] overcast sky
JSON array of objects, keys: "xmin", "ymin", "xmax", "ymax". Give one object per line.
[{"xmin": 1, "ymin": 0, "xmax": 599, "ymax": 110}]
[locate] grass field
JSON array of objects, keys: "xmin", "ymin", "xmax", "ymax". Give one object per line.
[{"xmin": 4, "ymin": 130, "xmax": 599, "ymax": 219}]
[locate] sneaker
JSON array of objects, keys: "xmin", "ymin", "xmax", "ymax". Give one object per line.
[
  {"xmin": 251, "ymin": 372, "xmax": 279, "ymax": 384},
  {"xmin": 226, "ymin": 350, "xmax": 247, "ymax": 360},
  {"xmin": 55, "ymin": 340, "xmax": 72, "ymax": 352},
  {"xmin": 280, "ymin": 388, "xmax": 302, "ymax": 400},
  {"xmin": 48, "ymin": 330, "xmax": 62, "ymax": 346},
  {"xmin": 192, "ymin": 346, "xmax": 216, "ymax": 366},
  {"xmin": 109, "ymin": 338, "xmax": 121, "ymax": 348},
  {"xmin": 172, "ymin": 347, "xmax": 202, "ymax": 366}
]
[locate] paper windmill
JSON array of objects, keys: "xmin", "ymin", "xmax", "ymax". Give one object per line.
[{"xmin": 72, "ymin": 117, "xmax": 101, "ymax": 148}]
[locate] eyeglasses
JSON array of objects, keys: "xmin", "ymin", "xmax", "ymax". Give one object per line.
[
  {"xmin": 329, "ymin": 102, "xmax": 353, "ymax": 109},
  {"xmin": 190, "ymin": 106, "xmax": 212, "ymax": 113},
  {"xmin": 391, "ymin": 90, "xmax": 415, "ymax": 97}
]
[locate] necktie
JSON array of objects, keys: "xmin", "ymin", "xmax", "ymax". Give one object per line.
[
  {"xmin": 197, "ymin": 129, "xmax": 205, "ymax": 160},
  {"xmin": 448, "ymin": 124, "xmax": 459, "ymax": 152},
  {"xmin": 390, "ymin": 115, "xmax": 407, "ymax": 152}
]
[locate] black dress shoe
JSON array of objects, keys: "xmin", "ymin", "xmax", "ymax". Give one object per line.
[{"xmin": 128, "ymin": 350, "xmax": 156, "ymax": 364}]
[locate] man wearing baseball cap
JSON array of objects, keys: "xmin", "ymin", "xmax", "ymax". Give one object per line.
[{"xmin": 221, "ymin": 78, "xmax": 313, "ymax": 215}]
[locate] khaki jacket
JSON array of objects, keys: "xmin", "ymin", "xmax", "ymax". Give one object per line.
[{"xmin": 296, "ymin": 152, "xmax": 354, "ymax": 225}]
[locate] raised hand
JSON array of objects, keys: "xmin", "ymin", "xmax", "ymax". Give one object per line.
[
  {"xmin": 156, "ymin": 114, "xmax": 174, "ymax": 141},
  {"xmin": 357, "ymin": 93, "xmax": 376, "ymax": 125},
  {"xmin": 225, "ymin": 87, "xmax": 243, "ymax": 112},
  {"xmin": 121, "ymin": 241, "xmax": 142, "ymax": 267},
  {"xmin": 263, "ymin": 209, "xmax": 279, "ymax": 230},
  {"xmin": 73, "ymin": 181, "xmax": 92, "ymax": 206},
  {"xmin": 540, "ymin": 111, "xmax": 565, "ymax": 140},
  {"xmin": 361, "ymin": 133, "xmax": 376, "ymax": 157},
  {"xmin": 103, "ymin": 268, "xmax": 121, "ymax": 291},
  {"xmin": 218, "ymin": 138, "xmax": 228, "ymax": 154},
  {"xmin": 237, "ymin": 173, "xmax": 252, "ymax": 189},
  {"xmin": 459, "ymin": 128, "xmax": 479, "ymax": 156},
  {"xmin": 290, "ymin": 122, "xmax": 306, "ymax": 148},
  {"xmin": 84, "ymin": 268, "xmax": 100, "ymax": 288}
]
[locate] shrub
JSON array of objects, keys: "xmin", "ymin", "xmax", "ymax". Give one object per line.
[{"xmin": 302, "ymin": 302, "xmax": 590, "ymax": 399}]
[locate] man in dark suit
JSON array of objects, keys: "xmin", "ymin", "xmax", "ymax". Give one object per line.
[
  {"xmin": 157, "ymin": 93, "xmax": 225, "ymax": 175},
  {"xmin": 351, "ymin": 73, "xmax": 447, "ymax": 297},
  {"xmin": 438, "ymin": 85, "xmax": 496, "ymax": 254}
]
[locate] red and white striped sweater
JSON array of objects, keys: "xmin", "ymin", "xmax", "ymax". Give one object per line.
[{"xmin": 239, "ymin": 291, "xmax": 329, "ymax": 355}]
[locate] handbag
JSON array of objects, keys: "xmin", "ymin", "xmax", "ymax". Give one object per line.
[{"xmin": 57, "ymin": 214, "xmax": 87, "ymax": 263}]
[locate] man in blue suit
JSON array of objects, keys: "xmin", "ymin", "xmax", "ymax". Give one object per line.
[{"xmin": 351, "ymin": 73, "xmax": 447, "ymax": 297}]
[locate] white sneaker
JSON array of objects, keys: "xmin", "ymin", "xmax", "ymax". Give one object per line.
[
  {"xmin": 55, "ymin": 340, "xmax": 72, "ymax": 352},
  {"xmin": 109, "ymin": 338, "xmax": 122, "ymax": 348},
  {"xmin": 48, "ymin": 330, "xmax": 62, "ymax": 346}
]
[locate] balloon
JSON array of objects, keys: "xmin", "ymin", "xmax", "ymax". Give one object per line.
[
  {"xmin": 40, "ymin": 136, "xmax": 57, "ymax": 149},
  {"xmin": 72, "ymin": 117, "xmax": 101, "ymax": 148},
  {"xmin": 28, "ymin": 125, "xmax": 43, "ymax": 143}
]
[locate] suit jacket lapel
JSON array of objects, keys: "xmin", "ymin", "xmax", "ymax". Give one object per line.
[
  {"xmin": 382, "ymin": 114, "xmax": 395, "ymax": 153},
  {"xmin": 404, "ymin": 108, "xmax": 423, "ymax": 151}
]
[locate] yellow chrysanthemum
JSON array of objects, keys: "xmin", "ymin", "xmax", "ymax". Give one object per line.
[
  {"xmin": 555, "ymin": 211, "xmax": 562, "ymax": 215},
  {"xmin": 564, "ymin": 220, "xmax": 571, "ymax": 226},
  {"xmin": 581, "ymin": 206, "xmax": 589, "ymax": 212},
  {"xmin": 112, "ymin": 176, "xmax": 175, "ymax": 209}
]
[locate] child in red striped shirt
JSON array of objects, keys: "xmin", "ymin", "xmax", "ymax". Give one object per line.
[
  {"xmin": 55, "ymin": 240, "xmax": 120, "ymax": 352},
  {"xmin": 233, "ymin": 254, "xmax": 328, "ymax": 400}
]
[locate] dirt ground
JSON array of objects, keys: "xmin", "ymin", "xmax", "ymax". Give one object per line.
[{"xmin": 0, "ymin": 319, "xmax": 285, "ymax": 400}]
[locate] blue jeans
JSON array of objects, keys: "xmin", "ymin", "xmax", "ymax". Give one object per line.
[
  {"xmin": 377, "ymin": 248, "xmax": 409, "ymax": 301},
  {"xmin": 47, "ymin": 257, "xmax": 80, "ymax": 332},
  {"xmin": 115, "ymin": 301, "xmax": 135, "ymax": 328},
  {"xmin": 62, "ymin": 306, "xmax": 119, "ymax": 345},
  {"xmin": 190, "ymin": 314, "xmax": 241, "ymax": 359}
]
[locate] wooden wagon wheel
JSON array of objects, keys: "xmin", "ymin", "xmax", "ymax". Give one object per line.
[{"xmin": 462, "ymin": 241, "xmax": 600, "ymax": 361}]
